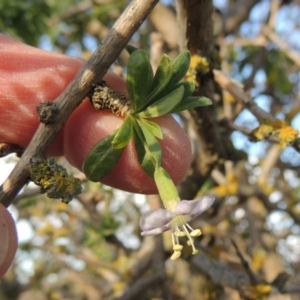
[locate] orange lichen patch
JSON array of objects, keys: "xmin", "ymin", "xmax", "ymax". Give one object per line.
[{"xmin": 251, "ymin": 118, "xmax": 298, "ymax": 147}]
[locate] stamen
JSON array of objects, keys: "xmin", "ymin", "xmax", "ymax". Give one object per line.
[
  {"xmin": 176, "ymin": 230, "xmax": 186, "ymax": 237},
  {"xmin": 170, "ymin": 251, "xmax": 181, "ymax": 260},
  {"xmin": 173, "ymin": 244, "xmax": 183, "ymax": 251},
  {"xmin": 187, "ymin": 238, "xmax": 196, "ymax": 246},
  {"xmin": 190, "ymin": 229, "xmax": 201, "ymax": 237},
  {"xmin": 182, "ymin": 225, "xmax": 197, "ymax": 254},
  {"xmin": 174, "ymin": 232, "xmax": 179, "ymax": 245},
  {"xmin": 185, "ymin": 223, "xmax": 194, "ymax": 231}
]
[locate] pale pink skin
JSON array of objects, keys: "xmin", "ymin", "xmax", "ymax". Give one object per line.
[
  {"xmin": 0, "ymin": 204, "xmax": 17, "ymax": 279},
  {"xmin": 0, "ymin": 34, "xmax": 192, "ymax": 277}
]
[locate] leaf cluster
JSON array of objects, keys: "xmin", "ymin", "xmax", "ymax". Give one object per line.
[{"xmin": 83, "ymin": 48, "xmax": 212, "ymax": 182}]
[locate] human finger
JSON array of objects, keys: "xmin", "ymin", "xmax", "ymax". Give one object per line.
[
  {"xmin": 0, "ymin": 204, "xmax": 18, "ymax": 278},
  {"xmin": 0, "ymin": 34, "xmax": 192, "ymax": 194}
]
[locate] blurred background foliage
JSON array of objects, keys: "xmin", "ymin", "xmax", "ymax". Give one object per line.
[{"xmin": 1, "ymin": 0, "xmax": 300, "ymax": 299}]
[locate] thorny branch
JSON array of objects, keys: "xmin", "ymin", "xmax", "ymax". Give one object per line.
[{"xmin": 0, "ymin": 0, "xmax": 159, "ymax": 207}]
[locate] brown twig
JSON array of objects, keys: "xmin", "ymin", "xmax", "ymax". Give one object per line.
[
  {"xmin": 114, "ymin": 272, "xmax": 165, "ymax": 300},
  {"xmin": 0, "ymin": 0, "xmax": 159, "ymax": 208},
  {"xmin": 191, "ymin": 251, "xmax": 250, "ymax": 290},
  {"xmin": 231, "ymin": 239, "xmax": 258, "ymax": 285},
  {"xmin": 257, "ymin": 145, "xmax": 281, "ymax": 183},
  {"xmin": 213, "ymin": 69, "xmax": 275, "ymax": 122}
]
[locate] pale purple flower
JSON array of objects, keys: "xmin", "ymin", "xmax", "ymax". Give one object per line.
[{"xmin": 140, "ymin": 196, "xmax": 215, "ymax": 260}]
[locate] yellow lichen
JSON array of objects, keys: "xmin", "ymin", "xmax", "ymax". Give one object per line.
[
  {"xmin": 186, "ymin": 54, "xmax": 210, "ymax": 86},
  {"xmin": 251, "ymin": 118, "xmax": 298, "ymax": 147},
  {"xmin": 244, "ymin": 284, "xmax": 272, "ymax": 299},
  {"xmin": 30, "ymin": 157, "xmax": 82, "ymax": 203},
  {"xmin": 251, "ymin": 123, "xmax": 273, "ymax": 141},
  {"xmin": 273, "ymin": 126, "xmax": 298, "ymax": 147}
]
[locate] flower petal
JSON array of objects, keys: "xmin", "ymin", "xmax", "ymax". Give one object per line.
[
  {"xmin": 174, "ymin": 196, "xmax": 215, "ymax": 218},
  {"xmin": 141, "ymin": 225, "xmax": 170, "ymax": 236},
  {"xmin": 140, "ymin": 208, "xmax": 175, "ymax": 231}
]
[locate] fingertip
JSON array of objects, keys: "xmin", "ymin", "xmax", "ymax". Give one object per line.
[
  {"xmin": 0, "ymin": 204, "xmax": 18, "ymax": 279},
  {"xmin": 63, "ymin": 100, "xmax": 192, "ymax": 194}
]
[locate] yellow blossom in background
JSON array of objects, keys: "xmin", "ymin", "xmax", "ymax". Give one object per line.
[
  {"xmin": 251, "ymin": 250, "xmax": 267, "ymax": 272},
  {"xmin": 52, "ymin": 227, "xmax": 68, "ymax": 239},
  {"xmin": 54, "ymin": 201, "xmax": 69, "ymax": 212},
  {"xmin": 210, "ymin": 185, "xmax": 228, "ymax": 197},
  {"xmin": 223, "ymin": 91, "xmax": 235, "ymax": 103},
  {"xmin": 210, "ymin": 173, "xmax": 238, "ymax": 197},
  {"xmin": 257, "ymin": 181, "xmax": 275, "ymax": 196},
  {"xmin": 113, "ymin": 282, "xmax": 127, "ymax": 296},
  {"xmin": 36, "ymin": 222, "xmax": 54, "ymax": 236}
]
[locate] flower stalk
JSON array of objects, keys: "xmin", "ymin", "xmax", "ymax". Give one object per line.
[{"xmin": 139, "ymin": 166, "xmax": 215, "ymax": 260}]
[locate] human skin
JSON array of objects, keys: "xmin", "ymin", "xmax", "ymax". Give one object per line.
[
  {"xmin": 0, "ymin": 204, "xmax": 17, "ymax": 278},
  {"xmin": 0, "ymin": 34, "xmax": 192, "ymax": 277}
]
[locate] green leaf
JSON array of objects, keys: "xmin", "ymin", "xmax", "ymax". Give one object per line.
[
  {"xmin": 83, "ymin": 130, "xmax": 125, "ymax": 182},
  {"xmin": 111, "ymin": 116, "xmax": 133, "ymax": 149},
  {"xmin": 143, "ymin": 54, "xmax": 173, "ymax": 108},
  {"xmin": 139, "ymin": 118, "xmax": 163, "ymax": 139},
  {"xmin": 133, "ymin": 126, "xmax": 156, "ymax": 178},
  {"xmin": 142, "ymin": 52, "xmax": 191, "ymax": 107},
  {"xmin": 154, "ymin": 81, "xmax": 195, "ymax": 103},
  {"xmin": 171, "ymin": 96, "xmax": 212, "ymax": 113},
  {"xmin": 126, "ymin": 49, "xmax": 154, "ymax": 112},
  {"xmin": 136, "ymin": 85, "xmax": 184, "ymax": 118},
  {"xmin": 137, "ymin": 119, "xmax": 162, "ymax": 167},
  {"xmin": 125, "ymin": 44, "xmax": 138, "ymax": 55},
  {"xmin": 181, "ymin": 81, "xmax": 195, "ymax": 98},
  {"xmin": 168, "ymin": 51, "xmax": 191, "ymax": 87}
]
